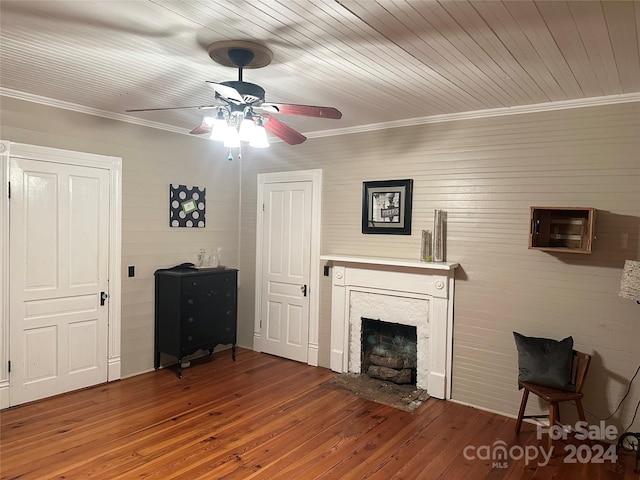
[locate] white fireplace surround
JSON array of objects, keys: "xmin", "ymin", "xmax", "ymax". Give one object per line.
[
  {"xmin": 321, "ymin": 255, "xmax": 458, "ymax": 400},
  {"xmin": 349, "ymin": 292, "xmax": 429, "ymax": 386}
]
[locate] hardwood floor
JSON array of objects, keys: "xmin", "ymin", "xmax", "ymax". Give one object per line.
[{"xmin": 1, "ymin": 348, "xmax": 637, "ymax": 479}]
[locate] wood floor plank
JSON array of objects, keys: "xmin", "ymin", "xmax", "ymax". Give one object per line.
[
  {"xmin": 253, "ymin": 403, "xmax": 397, "ymax": 478},
  {"xmin": 128, "ymin": 384, "xmax": 346, "ymax": 479},
  {"xmin": 362, "ymin": 406, "xmax": 485, "ymax": 478},
  {"xmin": 317, "ymin": 400, "xmax": 452, "ymax": 479},
  {"xmin": 1, "ymin": 348, "xmax": 636, "ymax": 480},
  {"xmin": 43, "ymin": 357, "xmax": 331, "ymax": 479},
  {"xmin": 203, "ymin": 392, "xmax": 366, "ymax": 478}
]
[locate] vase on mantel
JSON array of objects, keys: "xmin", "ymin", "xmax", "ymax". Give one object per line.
[
  {"xmin": 433, "ymin": 210, "xmax": 447, "ymax": 262},
  {"xmin": 420, "ymin": 230, "xmax": 433, "ymax": 262}
]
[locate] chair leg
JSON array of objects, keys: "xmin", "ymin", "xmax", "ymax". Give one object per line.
[
  {"xmin": 548, "ymin": 401, "xmax": 559, "ymax": 451},
  {"xmin": 575, "ymin": 399, "xmax": 586, "ymax": 423},
  {"xmin": 574, "ymin": 399, "xmax": 591, "ymax": 446},
  {"xmin": 515, "ymin": 389, "xmax": 529, "ymax": 434}
]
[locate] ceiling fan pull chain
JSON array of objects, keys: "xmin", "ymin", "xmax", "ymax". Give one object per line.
[{"xmin": 227, "ymin": 149, "xmax": 233, "ymax": 161}]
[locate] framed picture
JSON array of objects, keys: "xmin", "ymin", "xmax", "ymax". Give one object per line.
[
  {"xmin": 362, "ymin": 179, "xmax": 413, "ymax": 234},
  {"xmin": 170, "ymin": 184, "xmax": 206, "ymax": 228}
]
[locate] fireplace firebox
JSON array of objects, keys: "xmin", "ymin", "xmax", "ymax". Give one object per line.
[{"xmin": 361, "ymin": 318, "xmax": 417, "ymax": 385}]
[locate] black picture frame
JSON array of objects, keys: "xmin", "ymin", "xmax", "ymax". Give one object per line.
[{"xmin": 362, "ymin": 179, "xmax": 413, "ymax": 234}]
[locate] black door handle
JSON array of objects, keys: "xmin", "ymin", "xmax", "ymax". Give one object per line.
[
  {"xmin": 100, "ymin": 291, "xmax": 109, "ymax": 306},
  {"xmin": 301, "ymin": 285, "xmax": 307, "ymax": 297}
]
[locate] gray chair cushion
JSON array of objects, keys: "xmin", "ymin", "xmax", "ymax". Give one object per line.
[{"xmin": 513, "ymin": 332, "xmax": 575, "ymax": 392}]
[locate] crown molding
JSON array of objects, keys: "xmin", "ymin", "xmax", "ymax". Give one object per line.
[
  {"xmin": 2, "ymin": 87, "xmax": 639, "ymax": 142},
  {"xmin": 0, "ymin": 88, "xmax": 189, "ymax": 136},
  {"xmin": 305, "ymin": 92, "xmax": 640, "ymax": 140}
]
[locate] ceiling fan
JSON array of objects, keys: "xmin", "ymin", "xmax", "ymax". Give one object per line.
[{"xmin": 126, "ymin": 41, "xmax": 342, "ymax": 147}]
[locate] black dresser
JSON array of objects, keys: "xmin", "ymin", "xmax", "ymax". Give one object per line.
[{"xmin": 154, "ymin": 266, "xmax": 238, "ymax": 377}]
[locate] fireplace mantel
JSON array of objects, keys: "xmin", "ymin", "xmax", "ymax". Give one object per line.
[
  {"xmin": 320, "ymin": 254, "xmax": 458, "ymax": 271},
  {"xmin": 321, "ymin": 254, "xmax": 458, "ymax": 400}
]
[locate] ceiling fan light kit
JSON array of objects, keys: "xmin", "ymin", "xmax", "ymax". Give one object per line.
[
  {"xmin": 238, "ymin": 111, "xmax": 255, "ymax": 141},
  {"xmin": 223, "ymin": 123, "xmax": 241, "ymax": 148},
  {"xmin": 206, "ymin": 106, "xmax": 270, "ymax": 149},
  {"xmin": 249, "ymin": 118, "xmax": 270, "ymax": 148},
  {"xmin": 207, "ymin": 112, "xmax": 226, "ymax": 142},
  {"xmin": 125, "ymin": 40, "xmax": 342, "ymax": 158}
]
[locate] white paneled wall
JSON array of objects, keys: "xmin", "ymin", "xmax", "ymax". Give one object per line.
[
  {"xmin": 1, "ymin": 94, "xmax": 638, "ymax": 435},
  {"xmin": 240, "ymin": 101, "xmax": 640, "ymax": 433},
  {"xmin": 1, "ymin": 96, "xmax": 241, "ymax": 377}
]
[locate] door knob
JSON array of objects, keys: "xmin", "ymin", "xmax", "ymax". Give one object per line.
[{"xmin": 100, "ymin": 291, "xmax": 109, "ymax": 306}]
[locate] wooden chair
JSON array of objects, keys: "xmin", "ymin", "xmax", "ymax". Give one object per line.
[{"xmin": 515, "ymin": 350, "xmax": 591, "ymax": 450}]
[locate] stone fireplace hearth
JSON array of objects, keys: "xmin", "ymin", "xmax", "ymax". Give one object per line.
[{"xmin": 320, "ymin": 255, "xmax": 458, "ymax": 400}]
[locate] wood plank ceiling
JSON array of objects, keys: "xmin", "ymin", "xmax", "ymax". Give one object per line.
[{"xmin": 0, "ymin": 1, "xmax": 638, "ymax": 138}]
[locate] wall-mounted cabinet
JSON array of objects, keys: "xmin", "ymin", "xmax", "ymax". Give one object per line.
[{"xmin": 529, "ymin": 207, "xmax": 596, "ymax": 254}]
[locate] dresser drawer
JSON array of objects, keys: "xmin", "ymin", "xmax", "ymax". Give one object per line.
[
  {"xmin": 181, "ymin": 330, "xmax": 206, "ymax": 348},
  {"xmin": 180, "ymin": 294, "xmax": 234, "ymax": 316},
  {"xmin": 181, "ymin": 273, "xmax": 235, "ymax": 294}
]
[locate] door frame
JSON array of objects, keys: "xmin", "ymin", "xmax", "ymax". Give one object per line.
[
  {"xmin": 0, "ymin": 141, "xmax": 122, "ymax": 409},
  {"xmin": 253, "ymin": 169, "xmax": 322, "ymax": 366}
]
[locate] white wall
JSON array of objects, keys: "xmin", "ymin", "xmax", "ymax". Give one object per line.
[
  {"xmin": 239, "ymin": 101, "xmax": 640, "ymax": 434},
  {"xmin": 2, "ymin": 95, "xmax": 638, "ymax": 437},
  {"xmin": 1, "ymin": 96, "xmax": 241, "ymax": 377}
]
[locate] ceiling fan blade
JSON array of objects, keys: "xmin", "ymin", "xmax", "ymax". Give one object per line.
[
  {"xmin": 254, "ymin": 104, "xmax": 280, "ymax": 114},
  {"xmin": 206, "ymin": 81, "xmax": 244, "ymax": 103},
  {"xmin": 125, "ymin": 104, "xmax": 220, "ymax": 113},
  {"xmin": 262, "ymin": 114, "xmax": 307, "ymax": 145},
  {"xmin": 190, "ymin": 122, "xmax": 212, "ymax": 135},
  {"xmin": 259, "ymin": 103, "xmax": 342, "ymax": 119}
]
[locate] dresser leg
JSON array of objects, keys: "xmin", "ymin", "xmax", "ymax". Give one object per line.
[
  {"xmin": 232, "ymin": 344, "xmax": 236, "ymax": 361},
  {"xmin": 177, "ymin": 359, "xmax": 183, "ymax": 379}
]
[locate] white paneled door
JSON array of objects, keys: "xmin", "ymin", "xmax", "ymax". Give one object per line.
[
  {"xmin": 260, "ymin": 181, "xmax": 312, "ymax": 363},
  {"xmin": 9, "ymin": 158, "xmax": 110, "ymax": 406}
]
